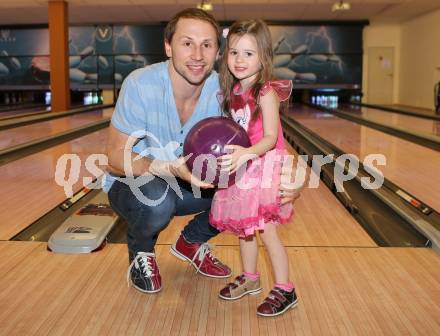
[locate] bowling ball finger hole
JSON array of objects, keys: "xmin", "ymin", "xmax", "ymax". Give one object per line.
[{"xmin": 211, "ymin": 144, "xmax": 220, "ymax": 151}]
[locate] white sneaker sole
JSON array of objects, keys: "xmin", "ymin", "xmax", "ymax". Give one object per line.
[
  {"xmin": 130, "ymin": 281, "xmax": 162, "ymax": 294},
  {"xmin": 170, "ymin": 244, "xmax": 231, "ymax": 279},
  {"xmin": 256, "ymin": 298, "xmax": 299, "ymax": 317},
  {"xmin": 219, "ymin": 287, "xmax": 262, "ymax": 301}
]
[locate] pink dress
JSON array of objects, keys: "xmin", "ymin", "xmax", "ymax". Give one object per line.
[{"xmin": 209, "ymin": 80, "xmax": 293, "ymax": 237}]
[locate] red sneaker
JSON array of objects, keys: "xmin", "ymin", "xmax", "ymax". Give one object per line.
[
  {"xmin": 170, "ymin": 235, "xmax": 231, "ymax": 278},
  {"xmin": 257, "ymin": 287, "xmax": 298, "ymax": 317},
  {"xmin": 127, "ymin": 252, "xmax": 162, "ymax": 293}
]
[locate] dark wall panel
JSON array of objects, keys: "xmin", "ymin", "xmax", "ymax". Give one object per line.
[{"xmin": 0, "ymin": 23, "xmax": 363, "ymax": 90}]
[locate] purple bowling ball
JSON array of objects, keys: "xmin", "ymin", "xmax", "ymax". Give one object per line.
[{"xmin": 183, "ymin": 116, "xmax": 251, "ymax": 186}]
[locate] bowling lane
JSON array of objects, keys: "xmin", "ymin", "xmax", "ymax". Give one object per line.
[
  {"xmin": 288, "ymin": 104, "xmax": 440, "ymax": 213},
  {"xmin": 0, "ymin": 105, "xmax": 50, "ymax": 120},
  {"xmin": 157, "ymin": 142, "xmax": 376, "ymax": 248},
  {"xmin": 389, "ymin": 104, "xmax": 436, "ymax": 117},
  {"xmin": 337, "ymin": 103, "xmax": 440, "ymax": 137},
  {"xmin": 0, "ymin": 129, "xmax": 108, "ymax": 240},
  {"xmin": 0, "ymin": 103, "xmax": 102, "ymax": 121},
  {"xmin": 0, "ymin": 125, "xmax": 376, "ymax": 248},
  {"xmin": 0, "ymin": 107, "xmax": 113, "ymax": 151}
]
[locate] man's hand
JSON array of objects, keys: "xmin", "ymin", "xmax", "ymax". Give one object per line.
[
  {"xmin": 279, "ymin": 181, "xmax": 301, "ymax": 205},
  {"xmin": 168, "ymin": 157, "xmax": 214, "ymax": 189}
]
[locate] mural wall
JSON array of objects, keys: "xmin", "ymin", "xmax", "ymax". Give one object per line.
[
  {"xmin": 269, "ymin": 25, "xmax": 362, "ymax": 88},
  {"xmin": 0, "ymin": 23, "xmax": 363, "ymax": 90}
]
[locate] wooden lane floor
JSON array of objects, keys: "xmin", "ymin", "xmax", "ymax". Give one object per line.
[
  {"xmin": 158, "ymin": 142, "xmax": 375, "ymax": 248},
  {"xmin": 0, "ymin": 131, "xmax": 375, "ymax": 247},
  {"xmin": 0, "ymin": 103, "xmax": 96, "ymax": 120},
  {"xmin": 0, "ymin": 241, "xmax": 438, "ymax": 335},
  {"xmin": 389, "ymin": 104, "xmax": 436, "ymax": 117},
  {"xmin": 288, "ymin": 105, "xmax": 440, "ymax": 214},
  {"xmin": 0, "ymin": 129, "xmax": 108, "ymax": 240},
  {"xmin": 157, "ymin": 176, "xmax": 376, "ymax": 248},
  {"xmin": 0, "ymin": 105, "xmax": 50, "ymax": 120},
  {"xmin": 0, "ymin": 107, "xmax": 113, "ymax": 151},
  {"xmin": 338, "ymin": 103, "xmax": 440, "ymax": 137},
  {"xmin": 1, "ymin": 122, "xmax": 438, "ymax": 334}
]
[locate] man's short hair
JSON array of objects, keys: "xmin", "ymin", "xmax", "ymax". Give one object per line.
[{"xmin": 164, "ymin": 8, "xmax": 221, "ymax": 47}]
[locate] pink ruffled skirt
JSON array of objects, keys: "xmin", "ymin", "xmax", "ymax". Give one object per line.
[{"xmin": 209, "ymin": 149, "xmax": 293, "ymax": 237}]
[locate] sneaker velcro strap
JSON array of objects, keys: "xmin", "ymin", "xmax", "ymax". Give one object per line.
[
  {"xmin": 270, "ymin": 289, "xmax": 287, "ymax": 303},
  {"xmin": 266, "ymin": 297, "xmax": 282, "ymax": 308},
  {"xmin": 228, "ymin": 282, "xmax": 238, "ymax": 289}
]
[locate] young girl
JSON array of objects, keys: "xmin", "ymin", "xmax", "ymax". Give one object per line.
[{"xmin": 209, "ymin": 19, "xmax": 298, "ymax": 317}]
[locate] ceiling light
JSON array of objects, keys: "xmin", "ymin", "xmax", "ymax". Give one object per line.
[
  {"xmin": 197, "ymin": 1, "xmax": 213, "ymax": 11},
  {"xmin": 332, "ymin": 1, "xmax": 351, "ymax": 12}
]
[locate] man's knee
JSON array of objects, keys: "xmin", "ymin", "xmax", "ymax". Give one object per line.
[
  {"xmin": 138, "ymin": 197, "xmax": 175, "ymax": 231},
  {"xmin": 131, "ymin": 179, "xmax": 177, "ymax": 234},
  {"xmin": 109, "ymin": 177, "xmax": 177, "ymax": 231}
]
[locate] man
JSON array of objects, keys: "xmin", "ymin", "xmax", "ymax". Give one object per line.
[{"xmin": 105, "ymin": 8, "xmax": 300, "ymax": 293}]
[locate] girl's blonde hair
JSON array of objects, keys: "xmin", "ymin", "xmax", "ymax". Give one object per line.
[{"xmin": 219, "ymin": 19, "xmax": 273, "ymax": 120}]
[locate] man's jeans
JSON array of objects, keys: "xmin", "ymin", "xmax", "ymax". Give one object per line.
[{"xmin": 108, "ymin": 176, "xmax": 220, "ymax": 260}]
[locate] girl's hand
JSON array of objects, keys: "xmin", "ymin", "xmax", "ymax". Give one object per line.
[
  {"xmin": 218, "ymin": 145, "xmax": 254, "ymax": 174},
  {"xmin": 170, "ymin": 156, "xmax": 215, "ymax": 189}
]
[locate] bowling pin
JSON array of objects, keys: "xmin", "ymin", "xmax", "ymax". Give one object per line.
[
  {"xmin": 133, "ymin": 55, "xmax": 146, "ymax": 65},
  {"xmin": 115, "ymin": 55, "xmax": 133, "ymax": 65},
  {"xmin": 80, "ymin": 46, "xmax": 94, "ymax": 57},
  {"xmin": 273, "ymin": 54, "xmax": 292, "ymax": 68},
  {"xmin": 0, "ymin": 62, "xmax": 9, "ymax": 76},
  {"xmin": 222, "ymin": 28, "xmax": 229, "ymax": 39},
  {"xmin": 293, "ymin": 44, "xmax": 308, "ymax": 54},
  {"xmin": 296, "ymin": 72, "xmax": 317, "ymax": 83},
  {"xmin": 273, "ymin": 67, "xmax": 297, "ymax": 80},
  {"xmin": 69, "ymin": 55, "xmax": 82, "ymax": 68},
  {"xmin": 70, "ymin": 68, "xmax": 87, "ymax": 82},
  {"xmin": 86, "ymin": 73, "xmax": 98, "ymax": 81},
  {"xmin": 70, "ymin": 46, "xmax": 94, "ymax": 69},
  {"xmin": 10, "ymin": 57, "xmax": 21, "ymax": 70},
  {"xmin": 92, "ymin": 92, "xmax": 98, "ymax": 104},
  {"xmin": 45, "ymin": 92, "xmax": 51, "ymax": 105},
  {"xmin": 83, "ymin": 92, "xmax": 91, "ymax": 105},
  {"xmin": 88, "ymin": 92, "xmax": 93, "ymax": 104},
  {"xmin": 114, "ymin": 73, "xmax": 123, "ymax": 82},
  {"xmin": 98, "ymin": 56, "xmax": 109, "ymax": 69},
  {"xmin": 328, "ymin": 54, "xmax": 341, "ymax": 63},
  {"xmin": 1, "ymin": 50, "xmax": 21, "ymax": 70},
  {"xmin": 308, "ymin": 54, "xmax": 328, "ymax": 65}
]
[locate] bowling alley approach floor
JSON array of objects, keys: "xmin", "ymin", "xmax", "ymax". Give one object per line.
[
  {"xmin": 0, "ymin": 240, "xmax": 439, "ymax": 335},
  {"xmin": 1, "ymin": 138, "xmax": 439, "ymax": 335}
]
